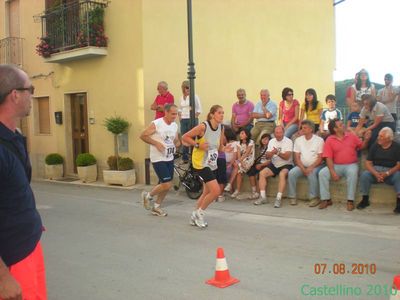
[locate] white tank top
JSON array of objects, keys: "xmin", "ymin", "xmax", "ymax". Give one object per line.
[{"xmin": 149, "ymin": 118, "xmax": 178, "ymax": 163}]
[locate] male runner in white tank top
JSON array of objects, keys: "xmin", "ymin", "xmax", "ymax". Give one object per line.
[{"xmin": 140, "ymin": 104, "xmax": 180, "ymax": 216}]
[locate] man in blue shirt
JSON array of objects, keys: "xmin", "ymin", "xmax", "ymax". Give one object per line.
[
  {"xmin": 0, "ymin": 64, "xmax": 46, "ymax": 299},
  {"xmin": 251, "ymin": 88, "xmax": 277, "ymax": 143}
]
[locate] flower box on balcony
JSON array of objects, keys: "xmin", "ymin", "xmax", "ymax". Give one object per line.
[{"xmin": 43, "ymin": 46, "xmax": 107, "ymax": 63}]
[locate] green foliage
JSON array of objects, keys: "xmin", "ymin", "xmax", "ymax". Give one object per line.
[
  {"xmin": 107, "ymin": 156, "xmax": 134, "ymax": 171},
  {"xmin": 76, "ymin": 153, "xmax": 97, "ymax": 167},
  {"xmin": 118, "ymin": 157, "xmax": 134, "ymax": 171},
  {"xmin": 88, "ymin": 6, "xmax": 105, "ymax": 26},
  {"xmin": 104, "ymin": 116, "xmax": 130, "ymax": 135},
  {"xmin": 45, "ymin": 153, "xmax": 63, "ymax": 165}
]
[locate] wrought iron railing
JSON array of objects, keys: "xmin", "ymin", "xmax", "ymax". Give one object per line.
[
  {"xmin": 38, "ymin": 0, "xmax": 108, "ymax": 56},
  {"xmin": 0, "ymin": 37, "xmax": 24, "ymax": 66}
]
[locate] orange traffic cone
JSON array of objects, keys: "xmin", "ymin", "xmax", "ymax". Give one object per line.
[
  {"xmin": 206, "ymin": 248, "xmax": 239, "ymax": 288},
  {"xmin": 390, "ymin": 274, "xmax": 400, "ymax": 300}
]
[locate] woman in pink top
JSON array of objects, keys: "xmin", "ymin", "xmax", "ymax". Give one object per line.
[{"xmin": 278, "ymin": 87, "xmax": 300, "ymax": 138}]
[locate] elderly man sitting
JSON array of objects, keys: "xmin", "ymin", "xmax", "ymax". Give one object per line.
[{"xmin": 357, "ymin": 127, "xmax": 400, "ymax": 213}]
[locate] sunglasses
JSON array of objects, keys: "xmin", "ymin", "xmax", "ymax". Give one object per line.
[
  {"xmin": 13, "ymin": 85, "xmax": 35, "ymax": 95},
  {"xmin": 286, "ymin": 93, "xmax": 294, "ymax": 96}
]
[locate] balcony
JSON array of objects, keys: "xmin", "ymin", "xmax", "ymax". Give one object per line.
[
  {"xmin": 37, "ymin": 0, "xmax": 109, "ymax": 63},
  {"xmin": 0, "ymin": 37, "xmax": 24, "ymax": 66}
]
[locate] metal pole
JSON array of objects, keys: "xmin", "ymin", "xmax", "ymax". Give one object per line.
[{"xmin": 187, "ymin": 0, "xmax": 196, "ymax": 129}]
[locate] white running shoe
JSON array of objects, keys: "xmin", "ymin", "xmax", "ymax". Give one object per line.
[
  {"xmin": 254, "ymin": 197, "xmax": 268, "ymax": 205},
  {"xmin": 231, "ymin": 190, "xmax": 240, "ymax": 198},
  {"xmin": 190, "ymin": 211, "xmax": 207, "ymax": 227},
  {"xmin": 224, "ymin": 183, "xmax": 232, "ymax": 192},
  {"xmin": 274, "ymin": 198, "xmax": 282, "ymax": 208},
  {"xmin": 141, "ymin": 191, "xmax": 152, "ymax": 210},
  {"xmin": 249, "ymin": 192, "xmax": 260, "ymax": 200}
]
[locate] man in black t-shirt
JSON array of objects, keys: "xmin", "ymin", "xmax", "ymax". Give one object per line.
[{"xmin": 357, "ymin": 127, "xmax": 400, "ymax": 213}]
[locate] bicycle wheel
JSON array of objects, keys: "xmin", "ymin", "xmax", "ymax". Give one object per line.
[{"xmin": 184, "ymin": 174, "xmax": 203, "ymax": 199}]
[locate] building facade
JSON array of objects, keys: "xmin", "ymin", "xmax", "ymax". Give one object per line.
[{"xmin": 0, "ymin": 0, "xmax": 335, "ymax": 183}]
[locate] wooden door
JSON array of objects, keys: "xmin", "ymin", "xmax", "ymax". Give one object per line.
[{"xmin": 71, "ymin": 93, "xmax": 89, "ymax": 172}]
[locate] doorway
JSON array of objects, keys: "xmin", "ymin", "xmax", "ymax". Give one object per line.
[{"xmin": 70, "ymin": 93, "xmax": 89, "ymax": 172}]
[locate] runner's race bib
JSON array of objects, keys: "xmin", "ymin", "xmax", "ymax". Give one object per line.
[
  {"xmin": 207, "ymin": 149, "xmax": 218, "ymax": 169},
  {"xmin": 164, "ymin": 138, "xmax": 175, "ymax": 160}
]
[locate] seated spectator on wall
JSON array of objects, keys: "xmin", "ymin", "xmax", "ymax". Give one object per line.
[
  {"xmin": 357, "ymin": 127, "xmax": 400, "ymax": 214},
  {"xmin": 287, "ymin": 120, "xmax": 324, "ymax": 207},
  {"xmin": 246, "ymin": 133, "xmax": 271, "ymax": 201},
  {"xmin": 355, "ymin": 94, "xmax": 395, "ymax": 148},
  {"xmin": 231, "ymin": 88, "xmax": 254, "ymax": 134},
  {"xmin": 319, "ymin": 94, "xmax": 343, "ymax": 139},
  {"xmin": 299, "ymin": 88, "xmax": 323, "ymax": 133},
  {"xmin": 251, "ymin": 89, "xmax": 277, "ymax": 144},
  {"xmin": 278, "ymin": 87, "xmax": 299, "ymax": 138},
  {"xmin": 377, "ymin": 73, "xmax": 399, "ymax": 122},
  {"xmin": 254, "ymin": 126, "xmax": 293, "ymax": 208},
  {"xmin": 346, "ymin": 101, "xmax": 366, "ymax": 138},
  {"xmin": 318, "ymin": 119, "xmax": 371, "ymax": 211}
]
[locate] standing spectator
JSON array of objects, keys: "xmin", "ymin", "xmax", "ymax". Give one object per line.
[
  {"xmin": 254, "ymin": 126, "xmax": 293, "ymax": 207},
  {"xmin": 0, "ymin": 64, "xmax": 47, "ymax": 299},
  {"xmin": 231, "ymin": 88, "xmax": 254, "ymax": 134},
  {"xmin": 178, "ymin": 80, "xmax": 202, "ymax": 162},
  {"xmin": 288, "ymin": 120, "xmax": 324, "ymax": 207},
  {"xmin": 150, "ymin": 81, "xmax": 174, "ymax": 120},
  {"xmin": 349, "ymin": 69, "xmax": 376, "ymax": 104},
  {"xmin": 355, "ymin": 94, "xmax": 395, "ymax": 148},
  {"xmin": 318, "ymin": 119, "xmax": 370, "ymax": 211},
  {"xmin": 299, "ymin": 88, "xmax": 323, "ymax": 132},
  {"xmin": 357, "ymin": 127, "xmax": 400, "ymax": 213},
  {"xmin": 140, "ymin": 104, "xmax": 180, "ymax": 217},
  {"xmin": 251, "ymin": 89, "xmax": 277, "ymax": 143},
  {"xmin": 278, "ymin": 87, "xmax": 300, "ymax": 138},
  {"xmin": 320, "ymin": 94, "xmax": 343, "ymax": 138},
  {"xmin": 346, "ymin": 72, "xmax": 359, "ymax": 107},
  {"xmin": 377, "ymin": 73, "xmax": 399, "ymax": 122}
]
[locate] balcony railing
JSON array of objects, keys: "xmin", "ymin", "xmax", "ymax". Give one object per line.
[
  {"xmin": 38, "ymin": 0, "xmax": 109, "ymax": 58},
  {"xmin": 0, "ymin": 37, "xmax": 24, "ymax": 66}
]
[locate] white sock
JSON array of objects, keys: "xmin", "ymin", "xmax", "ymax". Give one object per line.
[
  {"xmin": 154, "ymin": 203, "xmax": 160, "ymax": 208},
  {"xmin": 277, "ymin": 192, "xmax": 282, "ymax": 200},
  {"xmin": 260, "ymin": 190, "xmax": 266, "ymax": 199},
  {"xmin": 252, "ymin": 186, "xmax": 257, "ymax": 193}
]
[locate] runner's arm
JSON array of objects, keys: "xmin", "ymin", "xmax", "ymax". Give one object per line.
[{"xmin": 182, "ymin": 123, "xmax": 206, "ymax": 147}]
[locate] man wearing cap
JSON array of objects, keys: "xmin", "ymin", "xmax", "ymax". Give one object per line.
[
  {"xmin": 377, "ymin": 73, "xmax": 399, "ymax": 122},
  {"xmin": 250, "ymin": 88, "xmax": 277, "ymax": 144}
]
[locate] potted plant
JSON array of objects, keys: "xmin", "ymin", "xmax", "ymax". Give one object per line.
[
  {"xmin": 45, "ymin": 153, "xmax": 64, "ymax": 180},
  {"xmin": 76, "ymin": 153, "xmax": 97, "ymax": 183},
  {"xmin": 103, "ymin": 116, "xmax": 136, "ymax": 186},
  {"xmin": 103, "ymin": 156, "xmax": 136, "ymax": 186}
]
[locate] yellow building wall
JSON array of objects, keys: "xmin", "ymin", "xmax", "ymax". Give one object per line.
[
  {"xmin": 1, "ymin": 0, "xmax": 335, "ymax": 183},
  {"xmin": 142, "ymin": 0, "xmax": 335, "ymax": 123}
]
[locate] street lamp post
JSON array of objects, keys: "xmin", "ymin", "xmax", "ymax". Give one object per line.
[{"xmin": 186, "ymin": 0, "xmax": 196, "ymax": 129}]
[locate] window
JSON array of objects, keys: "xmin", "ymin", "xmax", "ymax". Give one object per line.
[{"xmin": 35, "ymin": 97, "xmax": 51, "ymax": 134}]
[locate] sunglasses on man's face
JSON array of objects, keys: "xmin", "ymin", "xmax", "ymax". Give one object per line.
[{"xmin": 15, "ymin": 85, "xmax": 35, "ymax": 94}]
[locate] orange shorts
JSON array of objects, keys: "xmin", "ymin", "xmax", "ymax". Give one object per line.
[{"xmin": 3, "ymin": 242, "xmax": 47, "ymax": 300}]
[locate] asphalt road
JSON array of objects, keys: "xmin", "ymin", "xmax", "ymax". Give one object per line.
[{"xmin": 33, "ymin": 181, "xmax": 400, "ymax": 300}]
